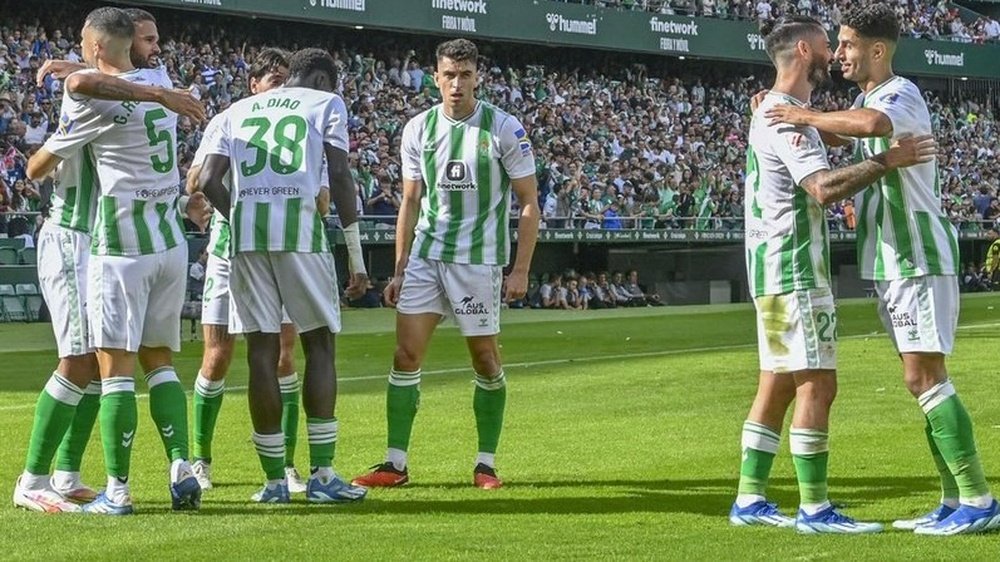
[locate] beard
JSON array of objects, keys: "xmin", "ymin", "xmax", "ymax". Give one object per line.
[{"xmin": 807, "ymin": 56, "xmax": 832, "ymax": 88}]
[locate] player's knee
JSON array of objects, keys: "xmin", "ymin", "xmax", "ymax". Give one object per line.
[
  {"xmin": 796, "ymin": 375, "xmax": 837, "ymax": 408},
  {"xmin": 902, "ymin": 357, "xmax": 947, "ymax": 398},
  {"xmin": 138, "ymin": 347, "xmax": 173, "ymax": 373},
  {"xmin": 59, "ymin": 354, "xmax": 100, "ymax": 387},
  {"xmin": 277, "ymin": 352, "xmax": 295, "ymax": 376},
  {"xmin": 470, "ymin": 349, "xmax": 501, "ymax": 378},
  {"xmin": 393, "ymin": 344, "xmax": 423, "ymax": 372}
]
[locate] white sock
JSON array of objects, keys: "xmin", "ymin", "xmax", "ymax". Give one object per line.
[
  {"xmin": 170, "ymin": 459, "xmax": 193, "ymax": 484},
  {"xmin": 20, "ymin": 471, "xmax": 49, "ymax": 491},
  {"xmin": 106, "ymin": 476, "xmax": 130, "ymax": 504},
  {"xmin": 961, "ymin": 494, "xmax": 994, "ymax": 509},
  {"xmin": 51, "ymin": 470, "xmax": 82, "ymax": 491},
  {"xmin": 942, "ymin": 496, "xmax": 960, "ymax": 509},
  {"xmin": 266, "ymin": 478, "xmax": 287, "ymax": 489},
  {"xmin": 735, "ymin": 494, "xmax": 766, "ymax": 508},
  {"xmin": 799, "ymin": 501, "xmax": 831, "ymax": 516},
  {"xmin": 475, "ymin": 452, "xmax": 496, "ymax": 469},
  {"xmin": 312, "ymin": 466, "xmax": 335, "ymax": 481},
  {"xmin": 386, "ymin": 448, "xmax": 407, "ymax": 471}
]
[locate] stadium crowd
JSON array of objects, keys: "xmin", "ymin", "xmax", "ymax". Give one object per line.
[
  {"xmin": 560, "ymin": 0, "xmax": 1000, "ymax": 43},
  {"xmin": 0, "ymin": 1, "xmax": 998, "ymax": 242}
]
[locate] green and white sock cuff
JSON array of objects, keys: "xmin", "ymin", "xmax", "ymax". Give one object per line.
[
  {"xmin": 84, "ymin": 381, "xmax": 102, "ymax": 395},
  {"xmin": 277, "ymin": 373, "xmax": 300, "ymax": 394},
  {"xmin": 389, "ymin": 369, "xmax": 421, "ymax": 387},
  {"xmin": 145, "ymin": 366, "xmax": 180, "ymax": 388},
  {"xmin": 102, "ymin": 377, "xmax": 135, "ymax": 396},
  {"xmin": 918, "ymin": 379, "xmax": 956, "ymax": 414},
  {"xmin": 474, "ymin": 371, "xmax": 506, "ymax": 391},
  {"xmin": 741, "ymin": 421, "xmax": 781, "ymax": 454},
  {"xmin": 790, "ymin": 428, "xmax": 829, "ymax": 455},
  {"xmin": 195, "ymin": 373, "xmax": 225, "ymax": 398},
  {"xmin": 252, "ymin": 432, "xmax": 285, "ymax": 459},
  {"xmin": 45, "ymin": 373, "xmax": 84, "ymax": 406},
  {"xmin": 307, "ymin": 418, "xmax": 338, "ymax": 445}
]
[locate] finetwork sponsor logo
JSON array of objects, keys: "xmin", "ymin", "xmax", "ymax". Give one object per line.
[
  {"xmin": 310, "ymin": 0, "xmax": 366, "ymax": 10},
  {"xmin": 432, "ymin": 0, "xmax": 487, "ymax": 14},
  {"xmin": 924, "ymin": 49, "xmax": 964, "ymax": 67},
  {"xmin": 546, "ymin": 13, "xmax": 598, "ymax": 36},
  {"xmin": 440, "ymin": 161, "xmax": 476, "ymax": 191},
  {"xmin": 648, "ymin": 17, "xmax": 699, "ymax": 36}
]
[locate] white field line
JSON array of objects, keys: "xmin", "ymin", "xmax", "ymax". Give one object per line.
[{"xmin": 1, "ymin": 321, "xmax": 998, "ymax": 412}]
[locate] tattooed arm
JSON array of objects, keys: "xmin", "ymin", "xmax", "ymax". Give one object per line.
[{"xmin": 64, "ymin": 72, "xmax": 205, "ymax": 122}]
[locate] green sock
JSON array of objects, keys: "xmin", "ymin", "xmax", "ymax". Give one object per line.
[
  {"xmin": 921, "ymin": 381, "xmax": 991, "ymax": 503},
  {"xmin": 193, "ymin": 372, "xmax": 225, "ymax": 462},
  {"xmin": 252, "ymin": 432, "xmax": 286, "ymax": 480},
  {"xmin": 387, "ymin": 369, "xmax": 421, "ymax": 452},
  {"xmin": 278, "ymin": 374, "xmax": 300, "ymax": 467},
  {"xmin": 473, "ymin": 371, "xmax": 507, "ymax": 456},
  {"xmin": 54, "ymin": 381, "xmax": 101, "ymax": 472},
  {"xmin": 146, "ymin": 367, "xmax": 190, "ymax": 462},
  {"xmin": 925, "ymin": 421, "xmax": 960, "ymax": 503},
  {"xmin": 307, "ymin": 417, "xmax": 337, "ymax": 469},
  {"xmin": 737, "ymin": 421, "xmax": 781, "ymax": 498},
  {"xmin": 790, "ymin": 428, "xmax": 829, "ymax": 508},
  {"xmin": 100, "ymin": 377, "xmax": 138, "ymax": 480},
  {"xmin": 23, "ymin": 373, "xmax": 85, "ymax": 475}
]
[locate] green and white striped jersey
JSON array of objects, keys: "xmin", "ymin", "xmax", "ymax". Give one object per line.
[
  {"xmin": 851, "ymin": 76, "xmax": 959, "ymax": 280},
  {"xmin": 744, "ymin": 92, "xmax": 832, "ymax": 297},
  {"xmin": 203, "ymin": 86, "xmax": 348, "ymax": 254},
  {"xmin": 50, "ymin": 68, "xmax": 185, "ymax": 256},
  {"xmin": 401, "ymin": 101, "xmax": 535, "ymax": 265},
  {"xmin": 193, "ymin": 113, "xmax": 230, "ymax": 259}
]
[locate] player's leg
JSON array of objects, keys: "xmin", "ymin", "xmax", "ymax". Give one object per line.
[
  {"xmin": 138, "ymin": 245, "xmax": 200, "ymax": 511},
  {"xmin": 277, "ymin": 320, "xmax": 306, "ymax": 492},
  {"xmin": 50, "ymin": 356, "xmax": 102, "ymax": 503},
  {"xmin": 16, "ymin": 226, "xmax": 98, "ymax": 512},
  {"xmin": 230, "ymin": 252, "xmax": 289, "ymax": 503},
  {"xmin": 883, "ymin": 277, "xmax": 1000, "ymax": 535},
  {"xmin": 730, "ymin": 370, "xmax": 796, "ymax": 527},
  {"xmin": 353, "ymin": 256, "xmax": 446, "ymax": 488},
  {"xmin": 191, "ymin": 254, "xmax": 236, "ymax": 489}
]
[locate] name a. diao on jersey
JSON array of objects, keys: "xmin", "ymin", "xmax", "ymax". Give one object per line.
[{"xmin": 251, "ymin": 97, "xmax": 301, "ymax": 112}]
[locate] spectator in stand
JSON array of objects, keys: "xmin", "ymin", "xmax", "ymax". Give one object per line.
[
  {"xmin": 539, "ymin": 273, "xmax": 569, "ymax": 309},
  {"xmin": 565, "ymin": 278, "xmax": 588, "ymax": 310},
  {"xmin": 365, "ymin": 177, "xmax": 401, "ymax": 227},
  {"xmin": 592, "ymin": 272, "xmax": 617, "ymax": 309},
  {"xmin": 624, "ymin": 269, "xmax": 663, "ymax": 306}
]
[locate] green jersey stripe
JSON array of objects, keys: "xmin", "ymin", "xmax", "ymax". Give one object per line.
[
  {"xmin": 779, "ymin": 235, "xmax": 794, "ymax": 294},
  {"xmin": 855, "ymin": 187, "xmax": 873, "ymax": 278},
  {"xmin": 753, "ymin": 243, "xmax": 767, "ymax": 297},
  {"xmin": 96, "ymin": 196, "xmax": 122, "ymax": 256},
  {"xmin": 496, "ymin": 170, "xmax": 510, "ymax": 263},
  {"xmin": 60, "ymin": 186, "xmax": 77, "ymax": 228},
  {"xmin": 873, "ymin": 189, "xmax": 885, "ymax": 280},
  {"xmin": 875, "ymin": 139, "xmax": 916, "ymax": 276},
  {"xmin": 311, "ymin": 212, "xmax": 325, "ymax": 253},
  {"xmin": 914, "ymin": 211, "xmax": 942, "ymax": 274},
  {"xmin": 73, "ymin": 148, "xmax": 97, "ymax": 232},
  {"xmin": 284, "ymin": 197, "xmax": 302, "ymax": 251},
  {"xmin": 792, "ymin": 189, "xmax": 815, "ymax": 288},
  {"xmin": 470, "ymin": 106, "xmax": 495, "ymax": 264},
  {"xmin": 253, "ymin": 202, "xmax": 270, "ymax": 251},
  {"xmin": 746, "ymin": 147, "xmax": 763, "ymax": 219},
  {"xmin": 155, "ymin": 202, "xmax": 177, "ymax": 250},
  {"xmin": 939, "ymin": 216, "xmax": 960, "ymax": 275},
  {"xmin": 132, "ymin": 200, "xmax": 154, "ymax": 254},
  {"xmin": 231, "ymin": 202, "xmax": 244, "ymax": 258},
  {"xmin": 417, "ymin": 108, "xmax": 439, "ymax": 260},
  {"xmin": 440, "ymin": 122, "xmax": 466, "ymax": 262}
]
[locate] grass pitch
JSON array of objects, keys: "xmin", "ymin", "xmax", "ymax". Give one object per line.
[{"xmin": 2, "ymin": 295, "xmax": 1000, "ymax": 560}]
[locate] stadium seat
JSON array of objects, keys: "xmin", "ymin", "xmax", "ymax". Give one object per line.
[
  {"xmin": 19, "ymin": 247, "xmax": 36, "ymax": 265},
  {"xmin": 24, "ymin": 294, "xmax": 44, "ymax": 322},
  {"xmin": 1, "ymin": 293, "xmax": 28, "ymax": 322},
  {"xmin": 0, "ymin": 238, "xmax": 25, "ymax": 250},
  {"xmin": 0, "ymin": 284, "xmax": 15, "ymax": 297},
  {"xmin": 15, "ymin": 283, "xmax": 38, "ymax": 296},
  {"xmin": 0, "ymin": 248, "xmax": 18, "ymax": 265}
]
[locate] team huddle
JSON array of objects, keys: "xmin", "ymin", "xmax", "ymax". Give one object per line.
[
  {"xmin": 13, "ymin": 6, "xmax": 539, "ymax": 514},
  {"xmin": 9, "ymin": 3, "xmax": 999, "ymax": 536}
]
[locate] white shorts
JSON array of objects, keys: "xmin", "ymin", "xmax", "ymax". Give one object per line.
[
  {"xmin": 37, "ymin": 222, "xmax": 93, "ymax": 358},
  {"xmin": 229, "ymin": 251, "xmax": 340, "ymax": 335},
  {"xmin": 88, "ymin": 244, "xmax": 187, "ymax": 352},
  {"xmin": 753, "ymin": 287, "xmax": 837, "ymax": 373},
  {"xmin": 397, "ymin": 256, "xmax": 502, "ymax": 337},
  {"xmin": 875, "ymin": 275, "xmax": 958, "ymax": 355},
  {"xmin": 202, "ymin": 253, "xmax": 292, "ymax": 328}
]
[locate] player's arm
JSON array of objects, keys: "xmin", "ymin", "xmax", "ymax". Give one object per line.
[
  {"xmin": 25, "ymin": 150, "xmax": 61, "ymax": 180},
  {"xmin": 800, "ymin": 135, "xmax": 937, "ymax": 206},
  {"xmin": 198, "ymin": 154, "xmax": 231, "ymax": 219},
  {"xmin": 64, "ymin": 72, "xmax": 205, "ymax": 122},
  {"xmin": 323, "ymin": 96, "xmax": 367, "ymax": 297},
  {"xmin": 394, "ymin": 177, "xmax": 422, "ymax": 277},
  {"xmin": 36, "ymin": 60, "xmax": 87, "ymax": 85},
  {"xmin": 766, "ymin": 105, "xmax": 891, "ymax": 140},
  {"xmin": 508, "ymin": 175, "xmax": 540, "ymax": 300},
  {"xmin": 27, "ymin": 94, "xmax": 113, "ymax": 179}
]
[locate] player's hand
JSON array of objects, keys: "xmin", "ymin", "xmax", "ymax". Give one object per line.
[
  {"xmin": 504, "ymin": 270, "xmax": 529, "ymax": 302},
  {"xmin": 749, "ymin": 89, "xmax": 769, "ymax": 112},
  {"xmin": 765, "ymin": 104, "xmax": 814, "ymax": 127},
  {"xmin": 185, "ymin": 192, "xmax": 213, "ymax": 232},
  {"xmin": 383, "ymin": 276, "xmax": 403, "ymax": 307},
  {"xmin": 36, "ymin": 60, "xmax": 86, "ymax": 87},
  {"xmin": 159, "ymin": 88, "xmax": 206, "ymax": 124},
  {"xmin": 885, "ymin": 134, "xmax": 937, "ymax": 169},
  {"xmin": 345, "ymin": 272, "xmax": 368, "ymax": 301}
]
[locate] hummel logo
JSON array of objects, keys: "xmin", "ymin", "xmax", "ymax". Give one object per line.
[
  {"xmin": 907, "ymin": 329, "xmax": 920, "ymax": 341},
  {"xmin": 161, "ymin": 425, "xmax": 175, "ymax": 438},
  {"xmin": 121, "ymin": 430, "xmax": 135, "ymax": 448}
]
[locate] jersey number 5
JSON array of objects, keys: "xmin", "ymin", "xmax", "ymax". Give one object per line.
[
  {"xmin": 145, "ymin": 108, "xmax": 175, "ymax": 174},
  {"xmin": 239, "ymin": 115, "xmax": 307, "ymax": 177}
]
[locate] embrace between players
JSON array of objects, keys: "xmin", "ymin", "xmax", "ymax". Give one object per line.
[{"xmin": 14, "ymin": 6, "xmax": 540, "ymax": 514}]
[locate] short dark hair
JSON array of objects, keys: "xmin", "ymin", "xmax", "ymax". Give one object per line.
[
  {"xmin": 842, "ymin": 4, "xmax": 900, "ymax": 43},
  {"xmin": 124, "ymin": 8, "xmax": 156, "ymax": 24},
  {"xmin": 84, "ymin": 7, "xmax": 134, "ymax": 41},
  {"xmin": 760, "ymin": 15, "xmax": 825, "ymax": 62},
  {"xmin": 288, "ymin": 48, "xmax": 337, "ymax": 85},
  {"xmin": 436, "ymin": 38, "xmax": 478, "ymax": 65},
  {"xmin": 249, "ymin": 48, "xmax": 290, "ymax": 82}
]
